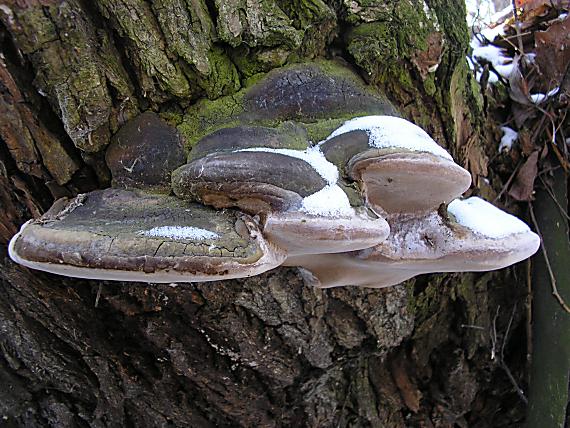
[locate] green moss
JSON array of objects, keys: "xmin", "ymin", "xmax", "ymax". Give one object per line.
[
  {"xmin": 230, "ymin": 46, "xmax": 291, "ymax": 78},
  {"xmin": 197, "ymin": 47, "xmax": 241, "ymax": 99},
  {"xmin": 423, "ymin": 73, "xmax": 437, "ymax": 97},
  {"xmin": 178, "ymin": 93, "xmax": 245, "ymax": 149},
  {"xmin": 426, "ymin": 0, "xmax": 469, "ymax": 51}
]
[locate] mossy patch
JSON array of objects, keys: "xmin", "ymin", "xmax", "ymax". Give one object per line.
[{"xmin": 178, "ymin": 60, "xmax": 398, "ymax": 151}]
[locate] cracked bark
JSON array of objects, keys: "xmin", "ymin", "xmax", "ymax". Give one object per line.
[{"xmin": 1, "ymin": 0, "xmax": 529, "ymax": 426}]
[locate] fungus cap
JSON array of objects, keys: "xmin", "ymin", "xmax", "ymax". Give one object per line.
[
  {"xmin": 320, "ymin": 116, "xmax": 472, "ymax": 214},
  {"xmin": 105, "ymin": 112, "xmax": 186, "ymax": 192},
  {"xmin": 285, "ymin": 197, "xmax": 540, "ymax": 288},
  {"xmin": 8, "ymin": 188, "xmax": 286, "ymax": 282},
  {"xmin": 263, "ymin": 208, "xmax": 390, "ymax": 256},
  {"xmin": 171, "ymin": 151, "xmax": 327, "ymax": 214}
]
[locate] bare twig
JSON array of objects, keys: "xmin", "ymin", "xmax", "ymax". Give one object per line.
[
  {"xmin": 529, "ymin": 203, "xmax": 570, "ymax": 313},
  {"xmin": 491, "ymin": 305, "xmax": 500, "ymax": 361},
  {"xmin": 493, "ymin": 160, "xmax": 522, "ymax": 203},
  {"xmin": 525, "ymin": 258, "xmax": 533, "ymax": 375},
  {"xmin": 511, "ymin": 0, "xmax": 524, "ymax": 54},
  {"xmin": 95, "ymin": 283, "xmax": 102, "ymax": 308},
  {"xmin": 501, "ymin": 304, "xmax": 517, "ymax": 361},
  {"xmin": 461, "ymin": 324, "xmax": 485, "ymax": 331},
  {"xmin": 490, "ymin": 304, "xmax": 529, "ymax": 404}
]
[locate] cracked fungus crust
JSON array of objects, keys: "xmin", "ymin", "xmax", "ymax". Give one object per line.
[{"xmin": 10, "ymin": 189, "xmax": 271, "ymax": 277}]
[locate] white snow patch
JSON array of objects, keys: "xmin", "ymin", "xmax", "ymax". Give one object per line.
[
  {"xmin": 499, "ymin": 126, "xmax": 517, "ymax": 152},
  {"xmin": 139, "ymin": 226, "xmax": 219, "ymax": 240},
  {"xmin": 300, "ymin": 185, "xmax": 353, "ymax": 217},
  {"xmin": 239, "ymin": 146, "xmax": 338, "ymax": 184},
  {"xmin": 471, "ymin": 41, "xmax": 513, "ymax": 79},
  {"xmin": 480, "ymin": 23, "xmax": 506, "ymax": 42},
  {"xmin": 465, "ymin": 0, "xmax": 496, "ymax": 27},
  {"xmin": 0, "ymin": 5, "xmax": 15, "ymax": 26},
  {"xmin": 530, "ymin": 87, "xmax": 559, "ymax": 104},
  {"xmin": 324, "ymin": 116, "xmax": 453, "ymax": 161},
  {"xmin": 448, "ymin": 197, "xmax": 531, "ymax": 238},
  {"xmin": 530, "ymin": 93, "xmax": 547, "ymax": 104}
]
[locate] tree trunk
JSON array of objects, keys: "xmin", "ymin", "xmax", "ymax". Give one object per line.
[{"xmin": 0, "ymin": 1, "xmax": 530, "ymax": 426}]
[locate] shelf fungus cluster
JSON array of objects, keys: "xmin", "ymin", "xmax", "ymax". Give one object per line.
[{"xmin": 8, "ymin": 62, "xmax": 540, "ymax": 287}]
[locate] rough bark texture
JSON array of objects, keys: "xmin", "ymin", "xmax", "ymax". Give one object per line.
[{"xmin": 0, "ymin": 0, "xmax": 530, "ymax": 426}]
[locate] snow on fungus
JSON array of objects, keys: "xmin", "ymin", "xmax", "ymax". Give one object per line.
[
  {"xmin": 239, "ymin": 146, "xmax": 338, "ymax": 185},
  {"xmin": 300, "ymin": 184, "xmax": 353, "ymax": 217},
  {"xmin": 448, "ymin": 197, "xmax": 530, "ymax": 238},
  {"xmin": 325, "ymin": 115, "xmax": 453, "ymax": 161},
  {"xmin": 138, "ymin": 226, "xmax": 219, "ymax": 240},
  {"xmin": 238, "ymin": 146, "xmax": 355, "ymax": 217}
]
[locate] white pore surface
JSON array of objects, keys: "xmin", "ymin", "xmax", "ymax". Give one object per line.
[
  {"xmin": 138, "ymin": 226, "xmax": 219, "ymax": 240},
  {"xmin": 448, "ymin": 197, "xmax": 531, "ymax": 238},
  {"xmin": 238, "ymin": 147, "xmax": 354, "ymax": 217},
  {"xmin": 499, "ymin": 126, "xmax": 517, "ymax": 152},
  {"xmin": 325, "ymin": 116, "xmax": 454, "ymax": 161}
]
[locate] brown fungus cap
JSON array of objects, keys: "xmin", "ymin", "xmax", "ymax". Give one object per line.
[
  {"xmin": 188, "ymin": 123, "xmax": 309, "ymax": 161},
  {"xmin": 105, "ymin": 112, "xmax": 186, "ymax": 192},
  {"xmin": 285, "ymin": 197, "xmax": 540, "ymax": 288},
  {"xmin": 179, "ymin": 61, "xmax": 399, "ymax": 149},
  {"xmin": 321, "ymin": 117, "xmax": 472, "ymax": 214},
  {"xmin": 8, "ymin": 188, "xmax": 286, "ymax": 282},
  {"xmin": 172, "ymin": 151, "xmax": 327, "ymax": 214}
]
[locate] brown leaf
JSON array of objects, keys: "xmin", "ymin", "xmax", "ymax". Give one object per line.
[
  {"xmin": 412, "ymin": 32, "xmax": 444, "ymax": 78},
  {"xmin": 518, "ymin": 128, "xmax": 537, "ymax": 156},
  {"xmin": 535, "ymin": 16, "xmax": 570, "ymax": 86},
  {"xmin": 517, "ymin": 0, "xmax": 569, "ymax": 24},
  {"xmin": 509, "ymin": 150, "xmax": 539, "ymax": 200}
]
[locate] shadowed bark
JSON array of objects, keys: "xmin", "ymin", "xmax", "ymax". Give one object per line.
[{"xmin": 0, "ymin": 1, "xmax": 530, "ymax": 426}]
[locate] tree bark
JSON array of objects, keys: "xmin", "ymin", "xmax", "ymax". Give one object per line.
[{"xmin": 0, "ymin": 1, "xmax": 530, "ymax": 426}]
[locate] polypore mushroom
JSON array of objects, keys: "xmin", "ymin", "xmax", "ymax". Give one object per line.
[
  {"xmin": 284, "ymin": 197, "xmax": 540, "ymax": 288},
  {"xmin": 187, "ymin": 122, "xmax": 309, "ymax": 161},
  {"xmin": 172, "ymin": 150, "xmax": 327, "ymax": 213},
  {"xmin": 9, "ymin": 188, "xmax": 286, "ymax": 282},
  {"xmin": 320, "ymin": 116, "xmax": 472, "ymax": 214},
  {"xmin": 105, "ymin": 112, "xmax": 186, "ymax": 192},
  {"xmin": 172, "ymin": 135, "xmax": 390, "ymax": 256},
  {"xmin": 179, "ymin": 61, "xmax": 399, "ymax": 149}
]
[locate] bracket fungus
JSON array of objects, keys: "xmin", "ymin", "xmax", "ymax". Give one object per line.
[
  {"xmin": 9, "ymin": 189, "xmax": 286, "ymax": 282},
  {"xmin": 284, "ymin": 197, "xmax": 540, "ymax": 288},
  {"xmin": 172, "ymin": 133, "xmax": 390, "ymax": 256},
  {"xmin": 105, "ymin": 112, "xmax": 186, "ymax": 193},
  {"xmin": 8, "ymin": 62, "xmax": 540, "ymax": 287},
  {"xmin": 320, "ymin": 116, "xmax": 472, "ymax": 214}
]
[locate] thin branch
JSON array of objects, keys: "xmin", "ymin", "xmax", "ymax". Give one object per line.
[
  {"xmin": 493, "ymin": 160, "xmax": 522, "ymax": 203},
  {"xmin": 490, "ymin": 304, "xmax": 529, "ymax": 405},
  {"xmin": 461, "ymin": 324, "xmax": 486, "ymax": 330},
  {"xmin": 491, "ymin": 305, "xmax": 500, "ymax": 361},
  {"xmin": 95, "ymin": 283, "xmax": 102, "ymax": 308}
]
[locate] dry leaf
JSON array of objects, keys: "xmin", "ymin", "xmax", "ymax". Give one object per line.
[
  {"xmin": 535, "ymin": 17, "xmax": 570, "ymax": 86},
  {"xmin": 508, "ymin": 150, "xmax": 539, "ymax": 200}
]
